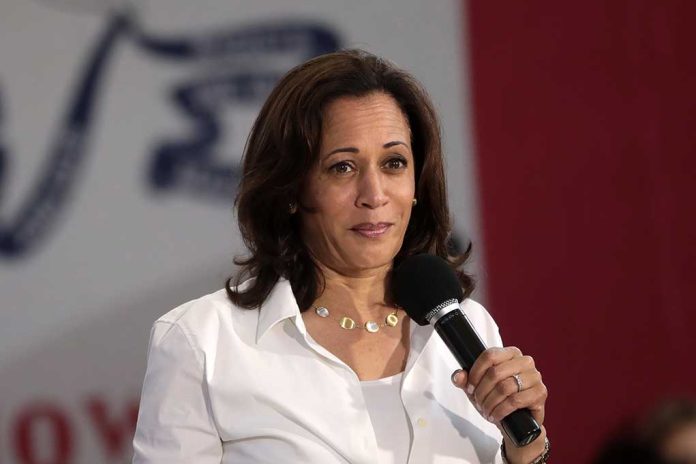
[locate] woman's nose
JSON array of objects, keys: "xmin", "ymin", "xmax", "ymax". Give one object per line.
[{"xmin": 356, "ymin": 168, "xmax": 388, "ymax": 209}]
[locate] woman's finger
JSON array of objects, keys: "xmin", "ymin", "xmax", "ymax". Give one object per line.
[
  {"xmin": 451, "ymin": 369, "xmax": 468, "ymax": 389},
  {"xmin": 473, "ymin": 355, "xmax": 535, "ymax": 406},
  {"xmin": 479, "ymin": 368, "xmax": 542, "ymax": 419},
  {"xmin": 467, "ymin": 346, "xmax": 522, "ymax": 393},
  {"xmin": 488, "ymin": 382, "xmax": 548, "ymax": 424},
  {"xmin": 452, "ymin": 369, "xmax": 489, "ymax": 416}
]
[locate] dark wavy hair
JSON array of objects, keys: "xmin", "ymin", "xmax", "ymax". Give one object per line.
[{"xmin": 226, "ymin": 49, "xmax": 474, "ymax": 311}]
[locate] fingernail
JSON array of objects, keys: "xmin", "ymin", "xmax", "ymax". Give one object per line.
[
  {"xmin": 487, "ymin": 415, "xmax": 494, "ymax": 422},
  {"xmin": 466, "ymin": 384, "xmax": 475, "ymax": 395},
  {"xmin": 451, "ymin": 370, "xmax": 463, "ymax": 385}
]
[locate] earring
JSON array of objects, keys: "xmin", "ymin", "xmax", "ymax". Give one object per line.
[
  {"xmin": 412, "ymin": 198, "xmax": 418, "ymax": 206},
  {"xmin": 289, "ymin": 203, "xmax": 298, "ymax": 214}
]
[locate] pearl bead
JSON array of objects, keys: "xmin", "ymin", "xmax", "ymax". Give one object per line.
[{"xmin": 365, "ymin": 321, "xmax": 379, "ymax": 333}]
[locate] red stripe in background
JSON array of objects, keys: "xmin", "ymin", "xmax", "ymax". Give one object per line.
[{"xmin": 465, "ymin": 1, "xmax": 696, "ymax": 462}]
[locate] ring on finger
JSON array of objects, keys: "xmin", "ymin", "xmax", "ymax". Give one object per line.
[{"xmin": 512, "ymin": 373, "xmax": 523, "ymax": 393}]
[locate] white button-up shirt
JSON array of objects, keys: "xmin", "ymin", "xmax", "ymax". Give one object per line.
[{"xmin": 132, "ymin": 278, "xmax": 504, "ymax": 463}]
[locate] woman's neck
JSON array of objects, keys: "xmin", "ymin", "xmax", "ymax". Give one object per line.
[{"xmin": 311, "ymin": 261, "xmax": 394, "ymax": 320}]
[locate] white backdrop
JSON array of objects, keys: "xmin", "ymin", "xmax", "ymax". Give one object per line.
[{"xmin": 0, "ymin": 0, "xmax": 483, "ymax": 461}]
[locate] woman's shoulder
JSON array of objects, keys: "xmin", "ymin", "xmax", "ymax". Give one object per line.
[
  {"xmin": 459, "ymin": 297, "xmax": 503, "ymax": 347},
  {"xmin": 459, "ymin": 298, "xmax": 498, "ymax": 324},
  {"xmin": 156, "ymin": 288, "xmax": 230, "ymax": 323},
  {"xmin": 152, "ymin": 278, "xmax": 258, "ymax": 345}
]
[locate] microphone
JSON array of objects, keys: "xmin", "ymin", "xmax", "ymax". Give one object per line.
[{"xmin": 392, "ymin": 254, "xmax": 541, "ymax": 448}]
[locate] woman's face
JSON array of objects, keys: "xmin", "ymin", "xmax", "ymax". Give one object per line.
[{"xmin": 299, "ymin": 92, "xmax": 416, "ymax": 276}]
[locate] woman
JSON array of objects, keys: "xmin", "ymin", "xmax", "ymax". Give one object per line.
[{"xmin": 132, "ymin": 49, "xmax": 549, "ymax": 464}]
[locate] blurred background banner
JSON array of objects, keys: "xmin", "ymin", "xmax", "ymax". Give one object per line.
[
  {"xmin": 1, "ymin": 0, "xmax": 694, "ymax": 463},
  {"xmin": 468, "ymin": 2, "xmax": 696, "ymax": 463},
  {"xmin": 0, "ymin": 1, "xmax": 478, "ymax": 462}
]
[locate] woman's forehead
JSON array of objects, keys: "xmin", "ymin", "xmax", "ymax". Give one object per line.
[{"xmin": 320, "ymin": 93, "xmax": 411, "ymax": 145}]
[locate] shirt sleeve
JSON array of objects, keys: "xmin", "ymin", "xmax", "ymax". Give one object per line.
[{"xmin": 132, "ymin": 321, "xmax": 223, "ymax": 463}]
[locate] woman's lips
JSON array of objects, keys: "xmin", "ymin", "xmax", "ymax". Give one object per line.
[{"xmin": 350, "ymin": 223, "xmax": 393, "ymax": 238}]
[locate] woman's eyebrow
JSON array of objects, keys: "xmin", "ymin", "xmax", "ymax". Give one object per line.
[
  {"xmin": 324, "ymin": 140, "xmax": 409, "ymax": 158},
  {"xmin": 383, "ymin": 140, "xmax": 409, "ymax": 149},
  {"xmin": 325, "ymin": 147, "xmax": 359, "ymax": 158}
]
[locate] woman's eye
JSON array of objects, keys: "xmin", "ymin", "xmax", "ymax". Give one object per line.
[
  {"xmin": 329, "ymin": 161, "xmax": 354, "ymax": 174},
  {"xmin": 385, "ymin": 157, "xmax": 407, "ymax": 169}
]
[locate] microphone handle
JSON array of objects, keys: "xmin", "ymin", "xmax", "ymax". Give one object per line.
[{"xmin": 434, "ymin": 310, "xmax": 542, "ymax": 447}]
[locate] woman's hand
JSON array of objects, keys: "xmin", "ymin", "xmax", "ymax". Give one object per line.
[{"xmin": 451, "ymin": 346, "xmax": 548, "ymax": 463}]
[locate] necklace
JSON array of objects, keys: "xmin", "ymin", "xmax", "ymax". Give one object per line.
[{"xmin": 314, "ymin": 305, "xmax": 400, "ymax": 333}]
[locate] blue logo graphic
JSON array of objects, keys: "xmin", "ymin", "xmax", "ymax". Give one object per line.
[
  {"xmin": 138, "ymin": 22, "xmax": 339, "ymax": 201},
  {"xmin": 0, "ymin": 12, "xmax": 340, "ymax": 259}
]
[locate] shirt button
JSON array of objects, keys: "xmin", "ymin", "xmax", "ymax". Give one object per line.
[{"xmin": 416, "ymin": 417, "xmax": 428, "ymax": 428}]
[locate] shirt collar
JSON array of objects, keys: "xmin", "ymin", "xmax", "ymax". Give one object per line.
[
  {"xmin": 256, "ymin": 278, "xmax": 303, "ymax": 343},
  {"xmin": 254, "ymin": 278, "xmax": 438, "ymax": 361}
]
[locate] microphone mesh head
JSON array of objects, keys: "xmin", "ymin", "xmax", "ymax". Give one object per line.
[{"xmin": 392, "ymin": 254, "xmax": 464, "ymax": 325}]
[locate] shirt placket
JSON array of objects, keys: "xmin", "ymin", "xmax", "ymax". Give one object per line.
[{"xmin": 291, "ymin": 314, "xmax": 381, "ymax": 464}]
